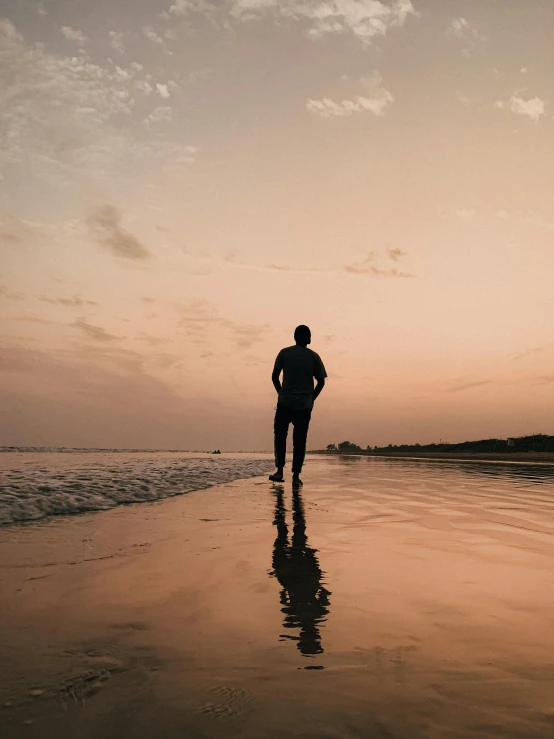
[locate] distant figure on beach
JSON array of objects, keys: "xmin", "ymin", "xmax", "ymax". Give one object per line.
[
  {"xmin": 269, "ymin": 325, "xmax": 327, "ymax": 485},
  {"xmin": 270, "ymin": 485, "xmax": 331, "ymax": 655}
]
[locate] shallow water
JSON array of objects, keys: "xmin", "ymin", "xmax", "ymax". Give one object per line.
[
  {"xmin": 0, "ymin": 451, "xmax": 274, "ymax": 525},
  {"xmin": 2, "ymin": 455, "xmax": 554, "ymax": 738}
]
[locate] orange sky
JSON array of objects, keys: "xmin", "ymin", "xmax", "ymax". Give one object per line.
[{"xmin": 2, "ymin": 1, "xmax": 554, "ymax": 449}]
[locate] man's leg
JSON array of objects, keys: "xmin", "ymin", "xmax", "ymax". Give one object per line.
[
  {"xmin": 271, "ymin": 405, "xmax": 290, "ymax": 481},
  {"xmin": 291, "ymin": 409, "xmax": 312, "ymax": 481}
]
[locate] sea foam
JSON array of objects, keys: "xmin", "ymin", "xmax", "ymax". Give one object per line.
[{"xmin": 0, "ymin": 451, "xmax": 274, "ymax": 526}]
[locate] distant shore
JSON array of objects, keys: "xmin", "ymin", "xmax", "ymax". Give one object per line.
[{"xmin": 311, "ymin": 450, "xmax": 554, "ymax": 463}]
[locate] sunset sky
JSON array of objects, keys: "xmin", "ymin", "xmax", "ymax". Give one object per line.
[{"xmin": 2, "ymin": 0, "xmax": 554, "ymax": 450}]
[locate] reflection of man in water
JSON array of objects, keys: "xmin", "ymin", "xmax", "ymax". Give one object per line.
[
  {"xmin": 269, "ymin": 325, "xmax": 327, "ymax": 485},
  {"xmin": 269, "ymin": 486, "xmax": 331, "ymax": 656}
]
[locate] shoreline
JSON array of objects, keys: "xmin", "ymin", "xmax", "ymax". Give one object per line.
[{"xmin": 311, "ymin": 450, "xmax": 554, "ymax": 463}]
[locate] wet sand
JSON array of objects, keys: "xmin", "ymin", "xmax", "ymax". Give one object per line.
[{"xmin": 2, "ymin": 455, "xmax": 554, "ymax": 738}]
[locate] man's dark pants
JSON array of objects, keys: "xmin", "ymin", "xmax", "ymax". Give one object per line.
[{"xmin": 274, "ymin": 404, "xmax": 312, "ymax": 474}]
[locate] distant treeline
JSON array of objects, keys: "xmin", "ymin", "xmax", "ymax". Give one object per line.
[{"xmin": 319, "ymin": 434, "xmax": 554, "ymax": 454}]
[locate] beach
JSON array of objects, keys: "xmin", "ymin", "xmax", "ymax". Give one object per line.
[{"xmin": 2, "ymin": 453, "xmax": 554, "ymax": 738}]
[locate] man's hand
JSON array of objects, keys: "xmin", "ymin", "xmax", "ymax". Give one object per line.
[{"xmin": 313, "ymin": 378, "xmax": 325, "ymax": 402}]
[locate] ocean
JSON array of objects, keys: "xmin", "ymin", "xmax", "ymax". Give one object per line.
[{"xmin": 0, "ymin": 449, "xmax": 274, "ymax": 526}]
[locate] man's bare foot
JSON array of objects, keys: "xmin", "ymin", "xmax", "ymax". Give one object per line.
[{"xmin": 269, "ymin": 469, "xmax": 284, "ymax": 482}]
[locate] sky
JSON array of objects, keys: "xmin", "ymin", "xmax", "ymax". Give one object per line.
[{"xmin": 1, "ymin": 0, "xmax": 554, "ymax": 450}]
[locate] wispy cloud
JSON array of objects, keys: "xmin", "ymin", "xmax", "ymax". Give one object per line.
[
  {"xmin": 511, "ymin": 342, "xmax": 554, "ymax": 361},
  {"xmin": 73, "ymin": 318, "xmax": 118, "ymax": 342},
  {"xmin": 344, "ymin": 250, "xmax": 412, "ymax": 276},
  {"xmin": 197, "ymin": 246, "xmax": 412, "ymax": 277},
  {"xmin": 37, "ymin": 295, "xmax": 98, "ymax": 307},
  {"xmin": 0, "ymin": 213, "xmax": 26, "ymax": 244},
  {"xmin": 176, "ymin": 299, "xmax": 270, "ymax": 349},
  {"xmin": 142, "ymin": 25, "xmax": 165, "ymax": 45},
  {"xmin": 387, "ymin": 246, "xmax": 406, "ymax": 261},
  {"xmin": 144, "ymin": 105, "xmax": 173, "ymax": 125},
  {"xmin": 446, "ymin": 17, "xmax": 483, "ymax": 43},
  {"xmin": 0, "ymin": 284, "xmax": 24, "ymax": 301},
  {"xmin": 455, "ymin": 208, "xmax": 477, "ymax": 221},
  {"xmin": 11, "ymin": 315, "xmax": 56, "ymax": 325},
  {"xmin": 87, "ymin": 205, "xmax": 151, "ymax": 259},
  {"xmin": 447, "ymin": 379, "xmax": 492, "ymax": 393},
  {"xmin": 531, "ymin": 375, "xmax": 554, "ymax": 386},
  {"xmin": 61, "ymin": 26, "xmax": 88, "ymax": 44},
  {"xmin": 108, "ymin": 31, "xmax": 125, "ymax": 54},
  {"xmin": 307, "ymin": 93, "xmax": 392, "ymax": 118},
  {"xmin": 307, "ymin": 72, "xmax": 393, "ymax": 118}
]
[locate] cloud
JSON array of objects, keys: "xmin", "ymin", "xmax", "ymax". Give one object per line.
[
  {"xmin": 0, "ymin": 213, "xmax": 24, "ymax": 244},
  {"xmin": 0, "ymin": 212, "xmax": 44, "ymax": 247},
  {"xmin": 11, "ymin": 315, "xmax": 57, "ymax": 324},
  {"xmin": 73, "ymin": 318, "xmax": 118, "ymax": 342},
  {"xmin": 61, "ymin": 26, "xmax": 88, "ymax": 44},
  {"xmin": 447, "ymin": 380, "xmax": 492, "ymax": 393},
  {"xmin": 387, "ymin": 246, "xmax": 406, "ymax": 261},
  {"xmin": 203, "ymin": 246, "xmax": 411, "ymax": 277},
  {"xmin": 0, "ymin": 18, "xmax": 22, "ymax": 43},
  {"xmin": 343, "ymin": 250, "xmax": 412, "ymax": 276},
  {"xmin": 531, "ymin": 375, "xmax": 554, "ymax": 386},
  {"xmin": 37, "ymin": 295, "xmax": 98, "ymax": 307},
  {"xmin": 508, "ymin": 94, "xmax": 546, "ymax": 122},
  {"xmin": 109, "ymin": 31, "xmax": 125, "ymax": 54},
  {"xmin": 511, "ymin": 342, "xmax": 554, "ymax": 361},
  {"xmin": 169, "ymin": 0, "xmax": 416, "ymax": 43},
  {"xmin": 307, "ymin": 71, "xmax": 393, "ymax": 117},
  {"xmin": 232, "ymin": 0, "xmax": 417, "ymax": 43},
  {"xmin": 135, "ymin": 79, "xmax": 154, "ymax": 96},
  {"xmin": 142, "ymin": 26, "xmax": 164, "ymax": 44},
  {"xmin": 0, "ymin": 21, "xmax": 196, "ymax": 185},
  {"xmin": 456, "ymin": 91, "xmax": 471, "ymax": 107},
  {"xmin": 0, "ymin": 284, "xmax": 24, "ymax": 301},
  {"xmin": 205, "ymin": 251, "xmax": 326, "ymax": 275},
  {"xmin": 87, "ymin": 205, "xmax": 151, "ymax": 259},
  {"xmin": 177, "ymin": 299, "xmax": 270, "ymax": 349},
  {"xmin": 169, "ymin": 0, "xmax": 218, "ymax": 20},
  {"xmin": 265, "ymin": 263, "xmax": 292, "ymax": 271},
  {"xmin": 456, "ymin": 208, "xmax": 477, "ymax": 221},
  {"xmin": 307, "ymin": 93, "xmax": 393, "ymax": 117},
  {"xmin": 446, "ymin": 17, "xmax": 482, "ymax": 43},
  {"xmin": 156, "ymin": 83, "xmax": 171, "ymax": 98},
  {"xmin": 144, "ymin": 105, "xmax": 172, "ymax": 124}
]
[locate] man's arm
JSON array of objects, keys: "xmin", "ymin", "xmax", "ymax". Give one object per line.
[
  {"xmin": 272, "ymin": 367, "xmax": 282, "ymax": 394},
  {"xmin": 313, "ymin": 353, "xmax": 327, "ymax": 402},
  {"xmin": 272, "ymin": 351, "xmax": 283, "ymax": 393},
  {"xmin": 313, "ymin": 378, "xmax": 325, "ymax": 402}
]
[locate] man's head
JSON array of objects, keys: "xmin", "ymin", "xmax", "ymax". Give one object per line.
[{"xmin": 294, "ymin": 325, "xmax": 311, "ymax": 346}]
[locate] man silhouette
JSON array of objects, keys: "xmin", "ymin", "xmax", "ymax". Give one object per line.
[{"xmin": 269, "ymin": 325, "xmax": 327, "ymax": 485}]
